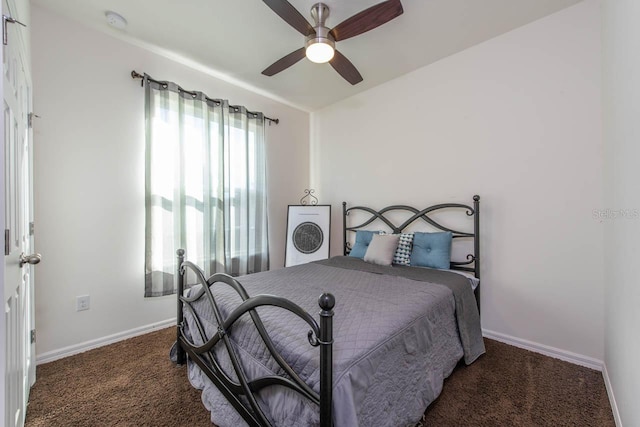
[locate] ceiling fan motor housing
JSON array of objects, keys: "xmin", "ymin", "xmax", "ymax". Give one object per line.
[{"xmin": 307, "ymin": 3, "xmax": 335, "ymax": 50}]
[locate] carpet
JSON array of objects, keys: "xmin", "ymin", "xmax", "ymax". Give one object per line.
[{"xmin": 25, "ymin": 327, "xmax": 614, "ymax": 426}]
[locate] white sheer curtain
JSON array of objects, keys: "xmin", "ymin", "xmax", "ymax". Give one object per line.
[{"xmin": 144, "ymin": 76, "xmax": 269, "ymax": 297}]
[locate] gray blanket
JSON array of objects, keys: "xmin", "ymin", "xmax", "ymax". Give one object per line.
[
  {"xmin": 315, "ymin": 257, "xmax": 485, "ymax": 365},
  {"xmin": 182, "ymin": 256, "xmax": 485, "ymax": 427}
]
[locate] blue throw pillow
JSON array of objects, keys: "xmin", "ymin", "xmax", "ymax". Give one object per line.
[
  {"xmin": 410, "ymin": 231, "xmax": 452, "ymax": 269},
  {"xmin": 349, "ymin": 230, "xmax": 378, "ymax": 258}
]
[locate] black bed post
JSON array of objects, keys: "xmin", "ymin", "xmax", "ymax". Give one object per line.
[
  {"xmin": 319, "ymin": 292, "xmax": 335, "ymax": 427},
  {"xmin": 176, "ymin": 249, "xmax": 186, "ymax": 365},
  {"xmin": 342, "ymin": 202, "xmax": 348, "ymax": 256},
  {"xmin": 473, "ymin": 195, "xmax": 481, "ymax": 314}
]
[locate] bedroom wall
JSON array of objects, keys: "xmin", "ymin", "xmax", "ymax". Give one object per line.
[
  {"xmin": 602, "ymin": 0, "xmax": 640, "ymax": 425},
  {"xmin": 311, "ymin": 0, "xmax": 604, "ymax": 361},
  {"xmin": 31, "ymin": 5, "xmax": 309, "ymax": 358}
]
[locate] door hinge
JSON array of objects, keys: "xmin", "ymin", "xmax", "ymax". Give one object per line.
[
  {"xmin": 4, "ymin": 229, "xmax": 9, "ymax": 255},
  {"xmin": 29, "ymin": 221, "xmax": 34, "ymax": 236},
  {"xmin": 28, "ymin": 113, "xmax": 39, "ymax": 129},
  {"xmin": 2, "ymin": 15, "xmax": 26, "ymax": 46},
  {"xmin": 30, "ymin": 329, "xmax": 36, "ymax": 344}
]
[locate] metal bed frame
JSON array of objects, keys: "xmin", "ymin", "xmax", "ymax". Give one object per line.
[{"xmin": 173, "ymin": 195, "xmax": 480, "ymax": 426}]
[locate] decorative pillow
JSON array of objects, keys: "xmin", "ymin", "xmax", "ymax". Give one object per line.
[
  {"xmin": 390, "ymin": 232, "xmax": 414, "ymax": 265},
  {"xmin": 410, "ymin": 231, "xmax": 452, "ymax": 269},
  {"xmin": 363, "ymin": 231, "xmax": 414, "ymax": 265},
  {"xmin": 348, "ymin": 230, "xmax": 379, "ymax": 258},
  {"xmin": 364, "ymin": 234, "xmax": 400, "ymax": 266}
]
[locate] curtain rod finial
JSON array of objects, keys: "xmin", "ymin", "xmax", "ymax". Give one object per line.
[
  {"xmin": 131, "ymin": 70, "xmax": 144, "ymax": 79},
  {"xmin": 131, "ymin": 70, "xmax": 144, "ymax": 87}
]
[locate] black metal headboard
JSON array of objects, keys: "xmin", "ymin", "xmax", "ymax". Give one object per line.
[{"xmin": 342, "ymin": 195, "xmax": 481, "ymax": 281}]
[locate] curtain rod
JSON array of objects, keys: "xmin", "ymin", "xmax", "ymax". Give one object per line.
[{"xmin": 130, "ymin": 70, "xmax": 279, "ymax": 125}]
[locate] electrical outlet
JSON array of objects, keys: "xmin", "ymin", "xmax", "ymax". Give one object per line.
[{"xmin": 76, "ymin": 295, "xmax": 90, "ymax": 312}]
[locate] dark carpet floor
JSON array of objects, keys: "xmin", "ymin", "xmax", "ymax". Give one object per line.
[{"xmin": 25, "ymin": 327, "xmax": 614, "ymax": 427}]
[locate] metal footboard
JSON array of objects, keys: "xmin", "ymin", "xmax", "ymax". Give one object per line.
[{"xmin": 174, "ymin": 249, "xmax": 334, "ymax": 427}]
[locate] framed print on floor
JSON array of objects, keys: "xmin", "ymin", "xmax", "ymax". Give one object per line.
[{"xmin": 285, "ymin": 205, "xmax": 331, "ymax": 267}]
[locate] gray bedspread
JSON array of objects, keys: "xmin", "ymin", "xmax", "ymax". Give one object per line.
[
  {"xmin": 182, "ymin": 256, "xmax": 485, "ymax": 427},
  {"xmin": 315, "ymin": 257, "xmax": 485, "ymax": 365}
]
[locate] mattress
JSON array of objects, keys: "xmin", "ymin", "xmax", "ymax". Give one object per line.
[{"xmin": 180, "ymin": 256, "xmax": 485, "ymax": 426}]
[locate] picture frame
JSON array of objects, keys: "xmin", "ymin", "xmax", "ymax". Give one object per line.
[{"xmin": 285, "ymin": 205, "xmax": 331, "ymax": 267}]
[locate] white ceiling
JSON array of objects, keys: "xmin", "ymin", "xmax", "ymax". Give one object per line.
[{"xmin": 32, "ymin": 0, "xmax": 582, "ymax": 111}]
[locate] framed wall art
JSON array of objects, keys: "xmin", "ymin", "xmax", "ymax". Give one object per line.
[{"xmin": 285, "ymin": 204, "xmax": 331, "ymax": 267}]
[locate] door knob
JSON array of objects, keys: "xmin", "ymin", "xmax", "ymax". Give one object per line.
[{"xmin": 19, "ymin": 253, "xmax": 41, "ymax": 267}]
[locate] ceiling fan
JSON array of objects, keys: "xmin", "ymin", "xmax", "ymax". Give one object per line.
[{"xmin": 261, "ymin": 0, "xmax": 404, "ymax": 85}]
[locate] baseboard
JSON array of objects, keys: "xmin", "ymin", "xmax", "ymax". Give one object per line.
[
  {"xmin": 602, "ymin": 363, "xmax": 623, "ymax": 427},
  {"xmin": 36, "ymin": 318, "xmax": 176, "ymax": 365},
  {"xmin": 482, "ymin": 329, "xmax": 603, "ymax": 371}
]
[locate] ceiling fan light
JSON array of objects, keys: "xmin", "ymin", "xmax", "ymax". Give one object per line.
[{"xmin": 306, "ymin": 40, "xmax": 335, "ymax": 63}]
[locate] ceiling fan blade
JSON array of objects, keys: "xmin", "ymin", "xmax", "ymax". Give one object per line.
[
  {"xmin": 262, "ymin": 48, "xmax": 306, "ymax": 76},
  {"xmin": 329, "ymin": 50, "xmax": 363, "ymax": 85},
  {"xmin": 262, "ymin": 0, "xmax": 315, "ymax": 36},
  {"xmin": 330, "ymin": 0, "xmax": 403, "ymax": 42}
]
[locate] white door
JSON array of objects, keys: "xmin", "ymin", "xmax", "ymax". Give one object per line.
[{"xmin": 2, "ymin": 0, "xmax": 36, "ymax": 425}]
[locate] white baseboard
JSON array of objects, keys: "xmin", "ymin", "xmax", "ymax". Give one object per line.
[
  {"xmin": 36, "ymin": 318, "xmax": 176, "ymax": 365},
  {"xmin": 602, "ymin": 363, "xmax": 623, "ymax": 427},
  {"xmin": 482, "ymin": 329, "xmax": 604, "ymax": 371}
]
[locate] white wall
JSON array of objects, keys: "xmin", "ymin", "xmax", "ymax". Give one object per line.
[
  {"xmin": 602, "ymin": 0, "xmax": 640, "ymax": 425},
  {"xmin": 312, "ymin": 1, "xmax": 604, "ymax": 360},
  {"xmin": 31, "ymin": 5, "xmax": 309, "ymax": 357}
]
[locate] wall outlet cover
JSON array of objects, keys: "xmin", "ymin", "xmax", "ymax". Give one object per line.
[{"xmin": 76, "ymin": 295, "xmax": 90, "ymax": 311}]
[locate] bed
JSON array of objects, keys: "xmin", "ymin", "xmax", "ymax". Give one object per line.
[{"xmin": 172, "ymin": 196, "xmax": 484, "ymax": 427}]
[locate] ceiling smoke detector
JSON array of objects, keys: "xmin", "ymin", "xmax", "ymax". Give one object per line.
[{"xmin": 105, "ymin": 11, "xmax": 127, "ymax": 30}]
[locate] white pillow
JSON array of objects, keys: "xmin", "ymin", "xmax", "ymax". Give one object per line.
[{"xmin": 364, "ymin": 234, "xmax": 400, "ymax": 266}]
